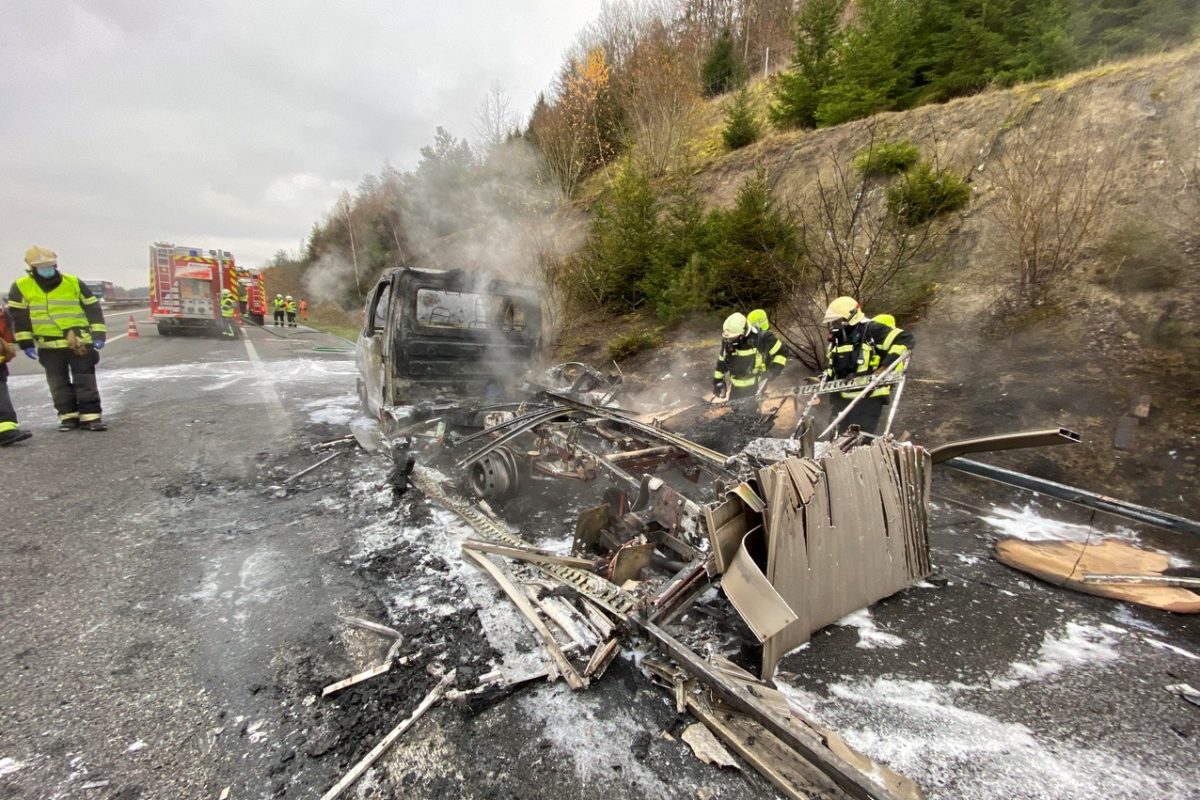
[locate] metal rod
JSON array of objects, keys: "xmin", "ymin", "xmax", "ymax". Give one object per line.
[
  {"xmin": 1081, "ymin": 573, "xmax": 1200, "ymax": 588},
  {"xmin": 880, "ymin": 372, "xmax": 907, "ymax": 437},
  {"xmin": 284, "ymin": 451, "xmax": 342, "ymax": 483},
  {"xmin": 939, "ymin": 456, "xmax": 1200, "ymax": 538},
  {"xmin": 817, "ymin": 353, "xmax": 910, "ymax": 440}
]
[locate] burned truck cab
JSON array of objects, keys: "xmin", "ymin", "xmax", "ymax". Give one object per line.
[{"xmin": 356, "ymin": 267, "xmax": 542, "ymax": 423}]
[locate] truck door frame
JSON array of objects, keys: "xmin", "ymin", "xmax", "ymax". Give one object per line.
[{"xmin": 359, "ymin": 277, "xmax": 393, "ymax": 417}]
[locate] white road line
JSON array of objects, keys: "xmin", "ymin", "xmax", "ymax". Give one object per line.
[
  {"xmin": 242, "ymin": 333, "xmax": 291, "ymax": 436},
  {"xmin": 102, "ymin": 308, "xmax": 153, "ymax": 344}
]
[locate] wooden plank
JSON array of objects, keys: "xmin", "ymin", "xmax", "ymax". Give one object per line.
[
  {"xmin": 463, "ymin": 548, "xmax": 587, "ymax": 689},
  {"xmin": 322, "ymin": 662, "xmax": 392, "ymax": 697},
  {"xmin": 583, "ymin": 638, "xmax": 620, "ymax": 678},
  {"xmin": 463, "ymin": 539, "xmax": 599, "ymax": 571},
  {"xmin": 995, "ymin": 538, "xmax": 1200, "ymax": 613},
  {"xmin": 525, "ymin": 588, "xmax": 598, "ymax": 649}
]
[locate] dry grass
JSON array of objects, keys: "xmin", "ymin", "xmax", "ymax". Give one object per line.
[{"xmin": 306, "ymin": 303, "xmax": 361, "ymax": 342}]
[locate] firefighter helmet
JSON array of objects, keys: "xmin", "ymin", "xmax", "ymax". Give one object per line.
[
  {"xmin": 873, "ymin": 313, "xmax": 896, "ymax": 328},
  {"xmin": 722, "ymin": 312, "xmax": 748, "ymax": 339},
  {"xmin": 276, "ymin": 293, "xmax": 283, "ymax": 299},
  {"xmin": 822, "ymin": 296, "xmax": 865, "ymax": 325},
  {"xmin": 24, "ymin": 246, "xmax": 57, "ymax": 268},
  {"xmin": 285, "ymin": 295, "xmax": 293, "ymax": 300},
  {"xmin": 747, "ymin": 309, "xmax": 769, "ymax": 331}
]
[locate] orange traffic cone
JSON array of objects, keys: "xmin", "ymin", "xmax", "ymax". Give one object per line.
[{"xmin": 127, "ymin": 315, "xmax": 139, "ymax": 340}]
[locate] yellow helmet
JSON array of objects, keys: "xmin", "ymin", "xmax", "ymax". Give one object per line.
[
  {"xmin": 873, "ymin": 313, "xmax": 896, "ymax": 328},
  {"xmin": 24, "ymin": 246, "xmax": 58, "ymax": 268},
  {"xmin": 822, "ymin": 296, "xmax": 865, "ymax": 325},
  {"xmin": 722, "ymin": 312, "xmax": 748, "ymax": 339},
  {"xmin": 747, "ymin": 308, "xmax": 769, "ymax": 331}
]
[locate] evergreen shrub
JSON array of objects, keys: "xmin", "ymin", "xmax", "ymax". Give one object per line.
[
  {"xmin": 886, "ymin": 162, "xmax": 970, "ymax": 225},
  {"xmin": 853, "ymin": 140, "xmax": 920, "ymax": 176}
]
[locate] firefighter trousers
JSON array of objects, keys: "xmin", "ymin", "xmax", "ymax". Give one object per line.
[
  {"xmin": 0, "ymin": 363, "xmax": 18, "ymax": 432},
  {"xmin": 274, "ymin": 309, "xmax": 285, "ymax": 326},
  {"xmin": 38, "ymin": 347, "xmax": 102, "ymax": 422},
  {"xmin": 830, "ymin": 393, "xmax": 885, "ymax": 434},
  {"xmin": 286, "ymin": 311, "xmax": 296, "ymax": 327}
]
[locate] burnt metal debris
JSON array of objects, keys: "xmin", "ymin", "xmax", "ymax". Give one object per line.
[
  {"xmin": 350, "ymin": 362, "xmax": 1102, "ymax": 800},
  {"xmin": 340, "ymin": 268, "xmax": 1200, "ymax": 798}
]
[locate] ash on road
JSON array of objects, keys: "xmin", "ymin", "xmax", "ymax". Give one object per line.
[{"xmin": 0, "ymin": 315, "xmax": 1196, "ymax": 800}]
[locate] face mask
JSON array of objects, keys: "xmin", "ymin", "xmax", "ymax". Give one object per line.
[{"xmin": 36, "ymin": 266, "xmax": 57, "ymax": 279}]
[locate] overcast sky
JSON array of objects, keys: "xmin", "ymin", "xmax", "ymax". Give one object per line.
[{"xmin": 0, "ymin": 1, "xmax": 602, "ymax": 288}]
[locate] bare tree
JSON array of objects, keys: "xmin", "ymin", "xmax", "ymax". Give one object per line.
[
  {"xmin": 987, "ymin": 106, "xmax": 1124, "ymax": 309},
  {"xmin": 339, "ymin": 190, "xmax": 363, "ymax": 298},
  {"xmin": 615, "ymin": 23, "xmax": 701, "ymax": 176},
  {"xmin": 772, "ymin": 139, "xmax": 943, "ymax": 370},
  {"xmin": 474, "ymin": 82, "xmax": 516, "ymax": 153}
]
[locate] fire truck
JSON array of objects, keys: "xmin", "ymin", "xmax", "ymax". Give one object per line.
[
  {"xmin": 234, "ymin": 267, "xmax": 268, "ymax": 325},
  {"xmin": 148, "ymin": 243, "xmax": 266, "ymax": 335}
]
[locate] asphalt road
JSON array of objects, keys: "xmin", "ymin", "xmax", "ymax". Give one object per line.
[
  {"xmin": 1, "ymin": 314, "xmax": 1197, "ymax": 800},
  {"xmin": 0, "ymin": 315, "xmax": 367, "ymax": 799}
]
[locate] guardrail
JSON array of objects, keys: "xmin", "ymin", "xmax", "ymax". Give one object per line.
[{"xmin": 102, "ymin": 299, "xmax": 148, "ymax": 310}]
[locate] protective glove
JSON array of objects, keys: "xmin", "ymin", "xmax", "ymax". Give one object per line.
[
  {"xmin": 23, "ymin": 346, "xmax": 37, "ymax": 360},
  {"xmin": 712, "ymin": 379, "xmax": 727, "ymax": 399},
  {"xmin": 92, "ymin": 337, "xmax": 105, "ymax": 350}
]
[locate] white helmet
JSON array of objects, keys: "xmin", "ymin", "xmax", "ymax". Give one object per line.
[
  {"xmin": 285, "ymin": 295, "xmax": 293, "ymax": 300},
  {"xmin": 722, "ymin": 312, "xmax": 748, "ymax": 339}
]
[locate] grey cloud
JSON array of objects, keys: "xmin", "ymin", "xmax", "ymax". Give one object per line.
[{"xmin": 0, "ymin": 0, "xmax": 600, "ymax": 288}]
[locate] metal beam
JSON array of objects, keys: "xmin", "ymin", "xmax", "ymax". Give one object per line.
[
  {"xmin": 928, "ymin": 428, "xmax": 1081, "ymax": 464},
  {"xmin": 637, "ymin": 621, "xmax": 903, "ymax": 800},
  {"xmin": 939, "ymin": 456, "xmax": 1200, "ymax": 538}
]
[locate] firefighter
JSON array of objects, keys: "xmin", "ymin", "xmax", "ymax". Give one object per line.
[
  {"xmin": 273, "ymin": 293, "xmax": 285, "ymax": 326},
  {"xmin": 284, "ymin": 295, "xmax": 297, "ymax": 327},
  {"xmin": 0, "ymin": 299, "xmax": 32, "ymax": 446},
  {"xmin": 299, "ymin": 298, "xmax": 308, "ymax": 321},
  {"xmin": 713, "ymin": 312, "xmax": 787, "ymax": 400},
  {"xmin": 821, "ymin": 297, "xmax": 913, "ymax": 434},
  {"xmin": 219, "ymin": 289, "xmax": 238, "ymax": 338},
  {"xmin": 237, "ymin": 280, "xmax": 249, "ymax": 316},
  {"xmin": 7, "ymin": 246, "xmax": 108, "ymax": 431}
]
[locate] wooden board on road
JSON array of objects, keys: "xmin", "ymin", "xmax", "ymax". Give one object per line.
[{"xmin": 995, "ymin": 537, "xmax": 1200, "ymax": 613}]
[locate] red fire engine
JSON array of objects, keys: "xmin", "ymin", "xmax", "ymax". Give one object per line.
[{"xmin": 149, "ymin": 243, "xmax": 266, "ymax": 335}]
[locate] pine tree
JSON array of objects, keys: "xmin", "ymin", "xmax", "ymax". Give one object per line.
[
  {"xmin": 722, "ymin": 88, "xmax": 761, "ymax": 150},
  {"xmin": 580, "ymin": 164, "xmax": 660, "ymax": 310},
  {"xmin": 770, "ymin": 0, "xmax": 847, "ymax": 129},
  {"xmin": 701, "ymin": 29, "xmax": 747, "ymax": 96}
]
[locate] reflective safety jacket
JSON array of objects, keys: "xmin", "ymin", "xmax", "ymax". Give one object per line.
[
  {"xmin": 714, "ymin": 327, "xmax": 787, "ymax": 392},
  {"xmin": 7, "ymin": 272, "xmax": 106, "ymax": 349},
  {"xmin": 220, "ymin": 296, "xmax": 237, "ymax": 318},
  {"xmin": 285, "ymin": 299, "xmax": 297, "ymax": 314},
  {"xmin": 824, "ymin": 319, "xmax": 913, "ymax": 398},
  {"xmin": 273, "ymin": 297, "xmax": 285, "ymax": 311}
]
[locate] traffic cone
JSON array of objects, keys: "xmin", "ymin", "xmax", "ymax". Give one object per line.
[{"xmin": 127, "ymin": 315, "xmax": 139, "ymax": 340}]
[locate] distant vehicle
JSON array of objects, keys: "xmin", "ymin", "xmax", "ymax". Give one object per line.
[
  {"xmin": 356, "ymin": 267, "xmax": 542, "ymax": 421},
  {"xmin": 148, "ymin": 242, "xmax": 245, "ymax": 336},
  {"xmin": 83, "ymin": 280, "xmax": 131, "ymax": 303}
]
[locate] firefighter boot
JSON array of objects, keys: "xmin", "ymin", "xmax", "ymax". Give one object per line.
[{"xmin": 0, "ymin": 428, "xmax": 33, "ymax": 447}]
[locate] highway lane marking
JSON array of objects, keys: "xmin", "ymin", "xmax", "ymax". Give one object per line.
[
  {"xmin": 242, "ymin": 333, "xmax": 291, "ymax": 436},
  {"xmin": 102, "ymin": 308, "xmax": 152, "ymax": 344}
]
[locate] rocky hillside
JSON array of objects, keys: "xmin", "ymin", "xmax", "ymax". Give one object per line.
[{"xmin": 599, "ymin": 44, "xmax": 1200, "ymax": 516}]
